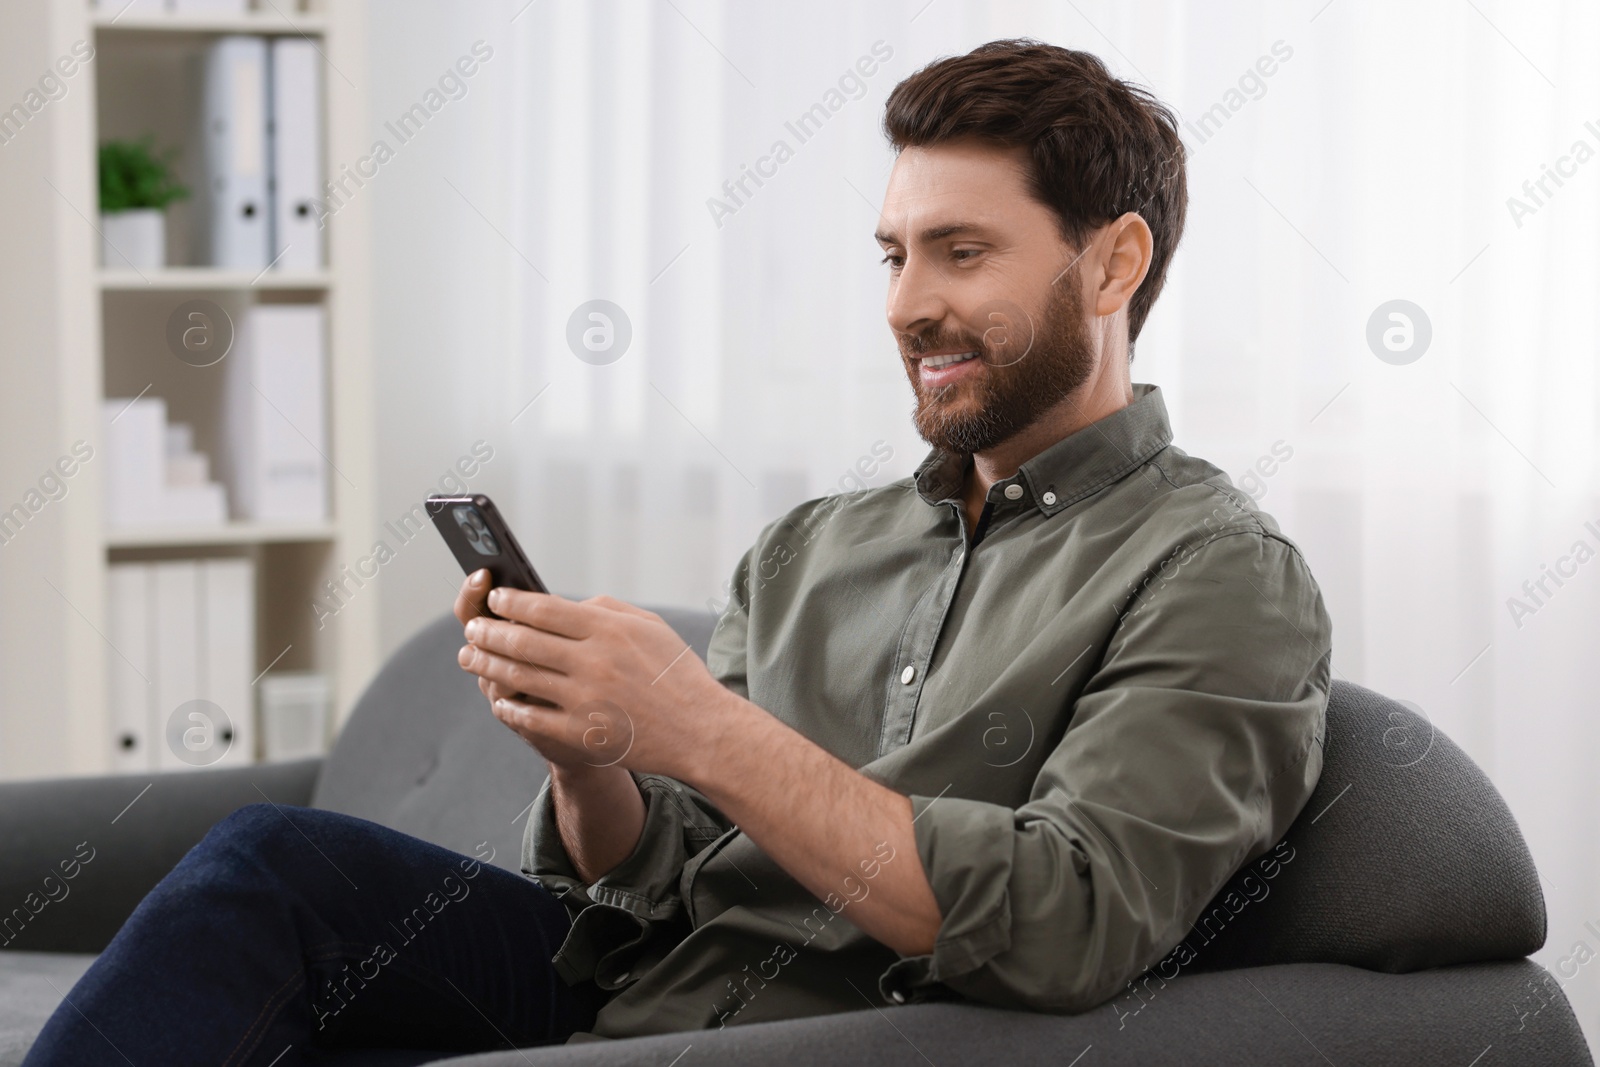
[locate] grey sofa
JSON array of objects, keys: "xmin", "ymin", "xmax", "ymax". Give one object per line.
[{"xmin": 2, "ymin": 604, "xmax": 1591, "ymax": 1066}]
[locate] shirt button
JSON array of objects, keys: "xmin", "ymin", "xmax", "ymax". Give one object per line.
[
  {"xmin": 900, "ymin": 665, "xmax": 916, "ymax": 685},
  {"xmin": 1042, "ymin": 491, "xmax": 1057, "ymax": 506},
  {"xmin": 890, "ymin": 989, "xmax": 907, "ymax": 1004},
  {"xmin": 1003, "ymin": 483, "xmax": 1023, "ymax": 500}
]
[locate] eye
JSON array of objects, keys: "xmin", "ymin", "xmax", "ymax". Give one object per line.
[
  {"xmin": 880, "ymin": 253, "xmax": 904, "ymax": 270},
  {"xmin": 950, "ymin": 248, "xmax": 980, "ymax": 263}
]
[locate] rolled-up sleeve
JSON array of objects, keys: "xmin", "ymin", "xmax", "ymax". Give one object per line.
[
  {"xmin": 880, "ymin": 528, "xmax": 1331, "ymax": 1012},
  {"xmin": 520, "ymin": 545, "xmax": 757, "ymax": 988},
  {"xmin": 522, "ymin": 772, "xmax": 731, "ymax": 987}
]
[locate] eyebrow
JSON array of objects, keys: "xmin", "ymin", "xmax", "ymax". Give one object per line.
[{"xmin": 874, "ymin": 222, "xmax": 987, "ymax": 246}]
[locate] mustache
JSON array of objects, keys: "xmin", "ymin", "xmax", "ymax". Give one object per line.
[{"xmin": 899, "ymin": 327, "xmax": 987, "ymax": 357}]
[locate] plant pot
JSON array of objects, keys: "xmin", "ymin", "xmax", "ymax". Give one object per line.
[{"xmin": 101, "ymin": 208, "xmax": 166, "ymax": 270}]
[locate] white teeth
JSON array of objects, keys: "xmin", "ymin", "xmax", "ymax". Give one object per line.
[{"xmin": 924, "ymin": 351, "xmax": 978, "ymax": 369}]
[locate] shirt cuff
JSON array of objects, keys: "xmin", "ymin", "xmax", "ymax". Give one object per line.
[
  {"xmin": 522, "ymin": 773, "xmax": 724, "ymax": 988},
  {"xmin": 878, "ymin": 793, "xmax": 1017, "ymax": 1004}
]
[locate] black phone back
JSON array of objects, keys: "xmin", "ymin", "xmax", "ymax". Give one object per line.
[{"xmin": 426, "ymin": 494, "xmax": 549, "ymax": 597}]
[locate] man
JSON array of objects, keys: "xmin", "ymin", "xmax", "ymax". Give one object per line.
[{"xmin": 25, "ymin": 39, "xmax": 1328, "ymax": 1064}]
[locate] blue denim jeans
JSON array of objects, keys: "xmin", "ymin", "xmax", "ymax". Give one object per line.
[{"xmin": 23, "ymin": 803, "xmax": 607, "ymax": 1067}]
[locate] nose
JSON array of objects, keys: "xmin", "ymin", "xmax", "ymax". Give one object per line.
[{"xmin": 885, "ymin": 252, "xmax": 950, "ymax": 341}]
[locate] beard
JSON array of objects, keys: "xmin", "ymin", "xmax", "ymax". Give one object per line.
[{"xmin": 900, "ymin": 269, "xmax": 1096, "ymax": 455}]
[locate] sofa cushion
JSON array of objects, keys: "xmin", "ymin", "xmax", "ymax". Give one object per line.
[
  {"xmin": 0, "ymin": 952, "xmax": 96, "ymax": 1067},
  {"xmin": 1185, "ymin": 681, "xmax": 1546, "ymax": 974}
]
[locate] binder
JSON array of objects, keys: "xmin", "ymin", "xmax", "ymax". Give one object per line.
[
  {"xmin": 199, "ymin": 559, "xmax": 255, "ymax": 766},
  {"xmin": 107, "ymin": 564, "xmax": 154, "ymax": 771},
  {"xmin": 220, "ymin": 304, "xmax": 328, "ymax": 521},
  {"xmin": 197, "ymin": 35, "xmax": 269, "ymax": 269},
  {"xmin": 268, "ymin": 38, "xmax": 324, "ymax": 271},
  {"xmin": 153, "ymin": 561, "xmax": 200, "ymax": 771},
  {"xmin": 112, "ymin": 559, "xmax": 256, "ymax": 771}
]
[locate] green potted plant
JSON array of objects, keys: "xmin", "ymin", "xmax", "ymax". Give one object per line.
[{"xmin": 98, "ymin": 136, "xmax": 189, "ymax": 270}]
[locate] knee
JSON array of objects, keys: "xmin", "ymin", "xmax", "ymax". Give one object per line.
[
  {"xmin": 212, "ymin": 800, "xmax": 293, "ymax": 835},
  {"xmin": 200, "ymin": 802, "xmax": 317, "ymax": 865},
  {"xmin": 203, "ymin": 803, "xmax": 375, "ymax": 867},
  {"xmin": 140, "ymin": 804, "xmax": 312, "ymax": 910}
]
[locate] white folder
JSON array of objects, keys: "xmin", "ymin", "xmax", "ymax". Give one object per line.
[
  {"xmin": 268, "ymin": 38, "xmax": 324, "ymax": 271},
  {"xmin": 198, "ymin": 35, "xmax": 269, "ymax": 269},
  {"xmin": 199, "ymin": 558, "xmax": 255, "ymax": 766},
  {"xmin": 153, "ymin": 561, "xmax": 201, "ymax": 771},
  {"xmin": 107, "ymin": 564, "xmax": 154, "ymax": 772},
  {"xmin": 220, "ymin": 304, "xmax": 328, "ymax": 521}
]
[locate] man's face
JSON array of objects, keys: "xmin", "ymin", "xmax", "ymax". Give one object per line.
[{"xmin": 877, "ymin": 140, "xmax": 1099, "ymax": 455}]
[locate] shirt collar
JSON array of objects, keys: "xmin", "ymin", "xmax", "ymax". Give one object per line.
[{"xmin": 912, "ymin": 382, "xmax": 1173, "ymax": 516}]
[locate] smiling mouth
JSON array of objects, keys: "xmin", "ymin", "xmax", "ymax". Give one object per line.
[{"xmin": 919, "ymin": 350, "xmax": 979, "ymax": 368}]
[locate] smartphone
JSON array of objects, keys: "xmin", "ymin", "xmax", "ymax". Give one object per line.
[{"xmin": 427, "ymin": 494, "xmax": 548, "ymax": 618}]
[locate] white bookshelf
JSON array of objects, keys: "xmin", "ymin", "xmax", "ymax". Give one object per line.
[{"xmin": 0, "ymin": 0, "xmax": 377, "ymax": 778}]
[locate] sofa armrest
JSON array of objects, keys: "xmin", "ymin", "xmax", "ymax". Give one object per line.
[{"xmin": 0, "ymin": 758, "xmax": 321, "ymax": 954}]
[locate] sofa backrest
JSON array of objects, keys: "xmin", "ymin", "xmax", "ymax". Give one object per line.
[{"xmin": 317, "ymin": 607, "xmax": 1546, "ymax": 974}]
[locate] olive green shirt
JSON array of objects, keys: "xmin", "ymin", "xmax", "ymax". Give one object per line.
[{"xmin": 524, "ymin": 382, "xmax": 1331, "ymax": 1040}]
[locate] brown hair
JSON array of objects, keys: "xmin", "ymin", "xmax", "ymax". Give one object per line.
[{"xmin": 883, "ymin": 39, "xmax": 1187, "ymax": 355}]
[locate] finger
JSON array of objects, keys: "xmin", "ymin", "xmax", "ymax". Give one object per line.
[
  {"xmin": 492, "ymin": 692, "xmax": 605, "ymax": 751},
  {"xmin": 461, "ymin": 641, "xmax": 556, "ymax": 695},
  {"xmin": 454, "ymin": 569, "xmax": 493, "ymax": 625},
  {"xmin": 463, "ymin": 616, "xmax": 580, "ymax": 675},
  {"xmin": 480, "ymin": 673, "xmax": 557, "ymax": 711},
  {"xmin": 494, "ymin": 693, "xmax": 630, "ymax": 766},
  {"xmin": 582, "ymin": 593, "xmax": 657, "ymax": 620},
  {"xmin": 484, "ymin": 588, "xmax": 598, "ymax": 638},
  {"xmin": 491, "ymin": 693, "xmax": 570, "ymax": 747},
  {"xmin": 459, "ymin": 643, "xmax": 568, "ymax": 706},
  {"xmin": 489, "ymin": 695, "xmax": 559, "ymax": 754}
]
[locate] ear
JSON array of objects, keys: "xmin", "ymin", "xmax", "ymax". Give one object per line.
[{"xmin": 1091, "ymin": 212, "xmax": 1153, "ymax": 321}]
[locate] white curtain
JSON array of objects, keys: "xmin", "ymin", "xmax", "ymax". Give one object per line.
[{"xmin": 373, "ymin": 0, "xmax": 1598, "ymax": 1046}]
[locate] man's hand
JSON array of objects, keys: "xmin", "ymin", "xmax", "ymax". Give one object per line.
[
  {"xmin": 454, "ymin": 569, "xmax": 647, "ymax": 882},
  {"xmin": 453, "ymin": 576, "xmax": 943, "ymax": 956},
  {"xmin": 455, "ymin": 580, "xmax": 741, "ymax": 781}
]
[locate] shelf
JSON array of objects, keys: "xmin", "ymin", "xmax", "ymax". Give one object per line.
[
  {"xmin": 92, "ymin": 9, "xmax": 327, "ymax": 36},
  {"xmin": 106, "ymin": 521, "xmax": 337, "ymax": 548},
  {"xmin": 99, "ymin": 268, "xmax": 331, "ymax": 291},
  {"xmin": 0, "ymin": 0, "xmax": 378, "ymax": 778}
]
